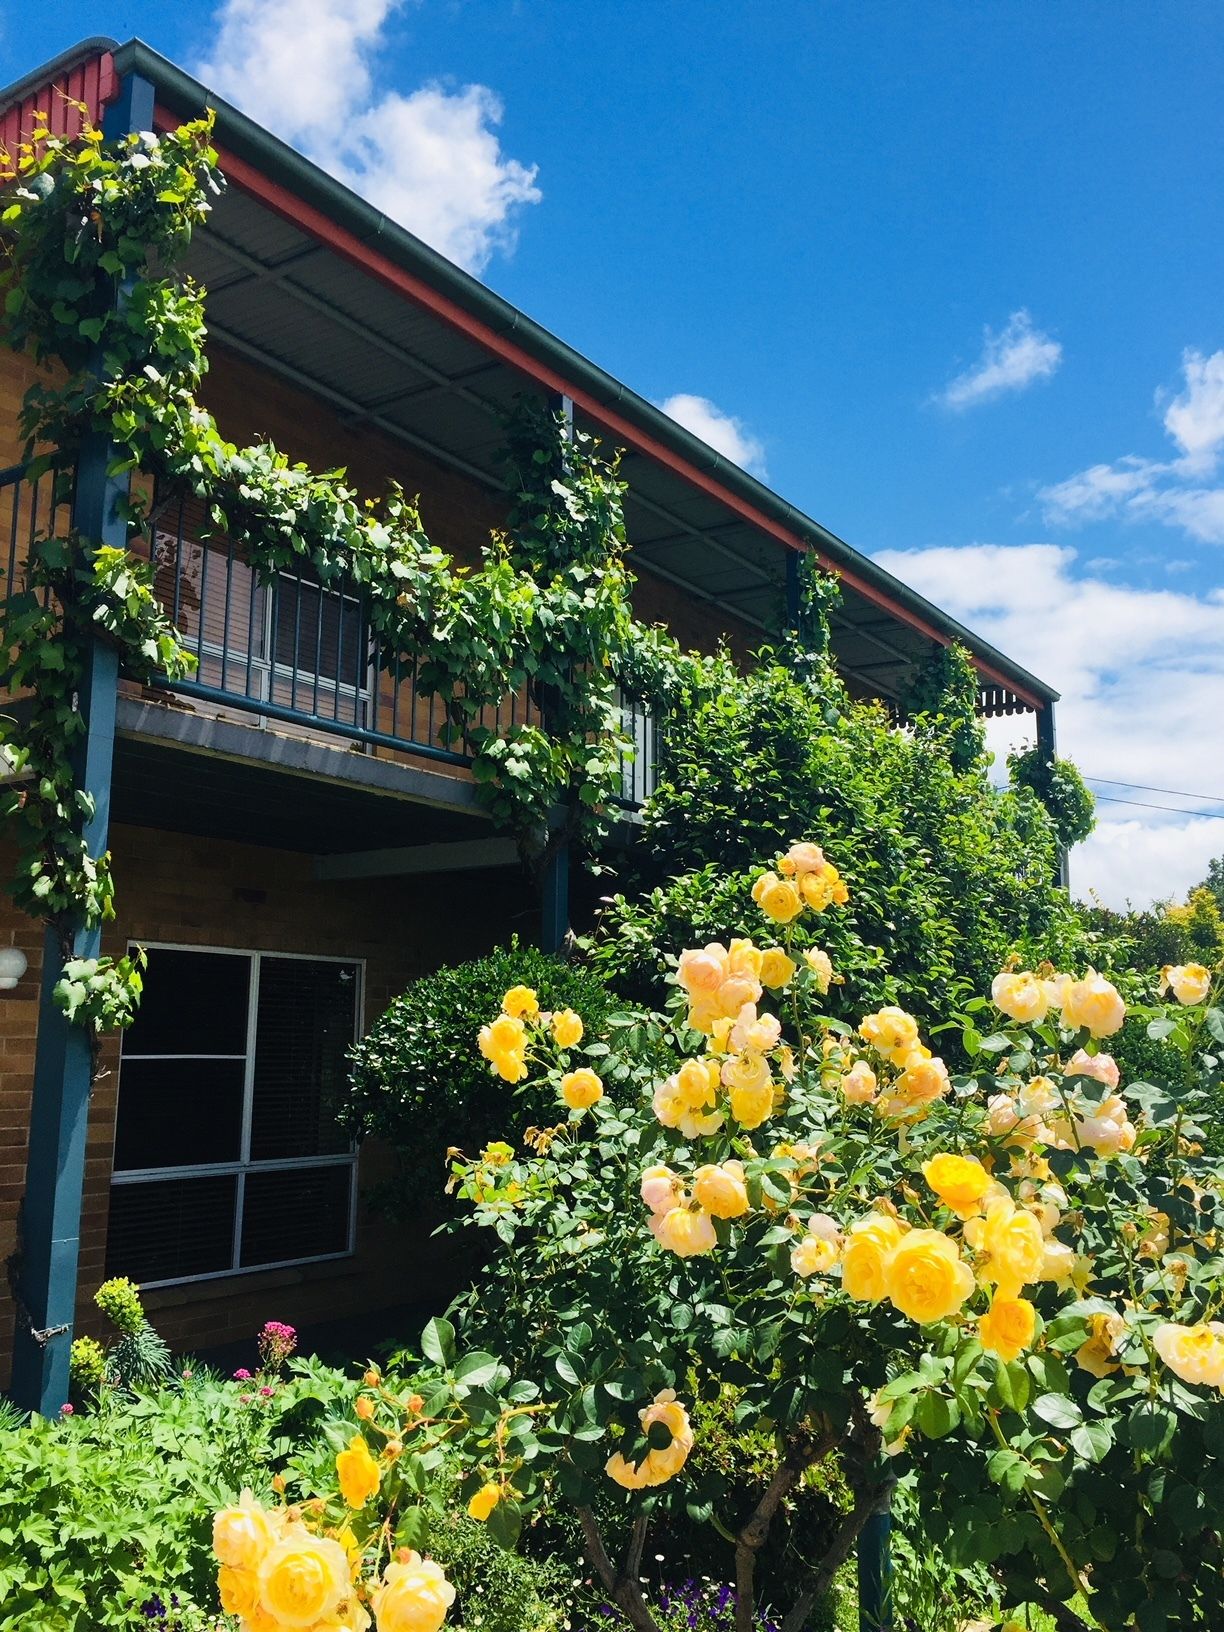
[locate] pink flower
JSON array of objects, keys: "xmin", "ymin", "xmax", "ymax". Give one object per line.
[
  {"xmin": 233, "ymin": 1368, "xmax": 253, "ymax": 1381},
  {"xmin": 60, "ymin": 1402, "xmax": 74, "ymax": 1416},
  {"xmin": 1066, "ymin": 1049, "xmax": 1120, "ymax": 1090},
  {"xmin": 259, "ymin": 1385, "xmax": 274, "ymax": 1397}
]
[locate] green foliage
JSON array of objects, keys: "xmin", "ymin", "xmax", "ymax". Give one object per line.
[
  {"xmin": 92, "ymin": 1277, "xmax": 146, "ymax": 1337},
  {"xmin": 427, "ymin": 1508, "xmax": 568, "ymax": 1632},
  {"xmin": 340, "ymin": 944, "xmax": 616, "ymax": 1214},
  {"xmin": 0, "ymin": 112, "xmax": 674, "ymax": 1043},
  {"xmin": 0, "ymin": 1371, "xmax": 277, "ymax": 1630},
  {"xmin": 903, "ymin": 642, "xmax": 986, "ymax": 775},
  {"xmin": 592, "ymin": 660, "xmax": 1091, "ymax": 1034},
  {"xmin": 1008, "ymin": 744, "xmax": 1096, "ymax": 850}
]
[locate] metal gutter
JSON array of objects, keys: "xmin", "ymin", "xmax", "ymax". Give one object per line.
[{"xmin": 44, "ymin": 38, "xmax": 1055, "ymax": 707}]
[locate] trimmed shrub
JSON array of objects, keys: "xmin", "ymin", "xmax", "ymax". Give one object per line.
[{"xmin": 340, "ymin": 943, "xmax": 616, "ymax": 1215}]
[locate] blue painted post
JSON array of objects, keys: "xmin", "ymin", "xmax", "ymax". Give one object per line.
[
  {"xmin": 858, "ymin": 1498, "xmax": 894, "ymax": 1632},
  {"xmin": 8, "ymin": 71, "xmax": 152, "ymax": 1415},
  {"xmin": 539, "ymin": 392, "xmax": 574, "ymax": 955}
]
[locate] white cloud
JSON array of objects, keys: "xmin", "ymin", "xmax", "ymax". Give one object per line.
[
  {"xmin": 1041, "ymin": 348, "xmax": 1224, "ymax": 544},
  {"xmin": 873, "ymin": 540, "xmax": 1224, "ymax": 909},
  {"xmin": 197, "ymin": 0, "xmax": 541, "ymax": 273},
  {"xmin": 658, "ymin": 393, "xmax": 767, "ymax": 477},
  {"xmin": 935, "ymin": 310, "xmax": 1063, "ymax": 411}
]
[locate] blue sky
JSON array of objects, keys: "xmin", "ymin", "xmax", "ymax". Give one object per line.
[{"xmin": 5, "ymin": 2, "xmax": 1224, "ymax": 905}]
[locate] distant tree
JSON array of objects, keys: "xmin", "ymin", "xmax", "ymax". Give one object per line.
[{"xmin": 1200, "ymin": 853, "xmax": 1224, "ymax": 915}]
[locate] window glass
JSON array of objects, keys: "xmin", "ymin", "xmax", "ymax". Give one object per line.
[
  {"xmin": 274, "ymin": 576, "xmax": 366, "ymax": 686},
  {"xmin": 107, "ymin": 947, "xmax": 360, "ymax": 1285},
  {"xmin": 240, "ymin": 1165, "xmax": 352, "ymax": 1268},
  {"xmin": 113, "ymin": 1058, "xmax": 245, "ymax": 1171},
  {"xmin": 107, "ymin": 1175, "xmax": 237, "ymax": 1283},
  {"xmin": 250, "ymin": 958, "xmax": 358, "ymax": 1160},
  {"xmin": 122, "ymin": 948, "xmax": 249, "ymax": 1057}
]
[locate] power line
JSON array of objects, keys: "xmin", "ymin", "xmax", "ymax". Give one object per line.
[
  {"xmin": 1092, "ymin": 793, "xmax": 1224, "ymax": 821},
  {"xmin": 1085, "ymin": 774, "xmax": 1224, "ymax": 805}
]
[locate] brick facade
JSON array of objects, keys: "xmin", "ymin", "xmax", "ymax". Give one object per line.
[
  {"xmin": 0, "ymin": 335, "xmax": 765, "ymax": 1387},
  {"xmin": 0, "ymin": 822, "xmax": 531, "ymax": 1382}
]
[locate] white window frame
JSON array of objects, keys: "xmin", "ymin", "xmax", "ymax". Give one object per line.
[{"xmin": 109, "ymin": 941, "xmax": 364, "ymax": 1288}]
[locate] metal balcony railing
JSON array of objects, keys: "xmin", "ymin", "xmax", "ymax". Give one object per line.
[{"xmin": 0, "ymin": 465, "xmax": 659, "ymax": 808}]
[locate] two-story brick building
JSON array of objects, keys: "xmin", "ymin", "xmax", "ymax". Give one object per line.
[{"xmin": 0, "ymin": 37, "xmax": 1059, "ymax": 1399}]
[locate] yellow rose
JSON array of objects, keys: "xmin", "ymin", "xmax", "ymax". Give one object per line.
[
  {"xmin": 751, "ymin": 870, "xmax": 804, "ymax": 924},
  {"xmin": 840, "ymin": 1060, "xmax": 878, "ymax": 1104},
  {"xmin": 606, "ymin": 1390, "xmax": 694, "ymax": 1489},
  {"xmin": 676, "ymin": 1056, "xmax": 719, "ymax": 1110},
  {"xmin": 893, "ymin": 1053, "xmax": 950, "ymax": 1108},
  {"xmin": 551, "ymin": 1008, "xmax": 584, "ymax": 1047},
  {"xmin": 1061, "ymin": 970, "xmax": 1126, "ymax": 1038},
  {"xmin": 605, "ymin": 1451, "xmax": 650, "ymax": 1489},
  {"xmin": 978, "ymin": 1295, "xmax": 1037, "ymax": 1363},
  {"xmin": 257, "ymin": 1532, "xmax": 350, "ymax": 1628},
  {"xmin": 479, "ymin": 1014, "xmax": 526, "ymax": 1075},
  {"xmin": 778, "ymin": 841, "xmax": 826, "ymax": 876},
  {"xmin": 721, "ymin": 1048, "xmax": 771, "ymax": 1095},
  {"xmin": 501, "ymin": 985, "xmax": 539, "ymax": 1018},
  {"xmin": 336, "ymin": 1433, "xmax": 380, "ymax": 1508},
  {"xmin": 841, "ymin": 1213, "xmax": 905, "ymax": 1303},
  {"xmin": 1154, "ymin": 1321, "xmax": 1224, "ymax": 1389},
  {"xmin": 965, "ymin": 1198, "xmax": 1045, "ymax": 1298},
  {"xmin": 560, "ymin": 1067, "xmax": 604, "ymax": 1110},
  {"xmin": 858, "ymin": 1006, "xmax": 920, "ymax": 1060},
  {"xmin": 1075, "ymin": 1311, "xmax": 1124, "ymax": 1377},
  {"xmin": 922, "ymin": 1153, "xmax": 993, "ymax": 1218},
  {"xmin": 213, "ymin": 1490, "xmax": 275, "ymax": 1570},
  {"xmin": 759, "ymin": 947, "xmax": 797, "ymax": 989},
  {"xmin": 799, "ymin": 869, "xmax": 836, "ymax": 912},
  {"xmin": 803, "ymin": 947, "xmax": 834, "ymax": 993},
  {"xmin": 371, "ymin": 1552, "xmax": 457, "ymax": 1632},
  {"xmin": 490, "ymin": 1049, "xmax": 527, "ymax": 1084},
  {"xmin": 651, "ymin": 1205, "xmax": 717, "ymax": 1257},
  {"xmin": 791, "ymin": 1216, "xmax": 842, "ymax": 1278},
  {"xmin": 885, "ymin": 1229, "xmax": 975, "ymax": 1324},
  {"xmin": 728, "ymin": 1076, "xmax": 774, "ymax": 1130},
  {"xmin": 640, "ymin": 1163, "xmax": 682, "ymax": 1215},
  {"xmin": 467, "ymin": 1482, "xmax": 501, "ymax": 1521},
  {"xmin": 693, "ymin": 1161, "xmax": 749, "ymax": 1219},
  {"xmin": 990, "ymin": 970, "xmax": 1049, "ymax": 1025},
  {"xmin": 677, "ymin": 944, "xmax": 729, "ymax": 997},
  {"xmin": 1159, "ymin": 963, "xmax": 1212, "ymax": 1006},
  {"xmin": 218, "ymin": 1565, "xmax": 262, "ymax": 1620}
]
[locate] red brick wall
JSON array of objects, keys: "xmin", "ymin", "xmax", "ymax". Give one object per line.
[{"xmin": 0, "ymin": 824, "xmax": 532, "ymax": 1383}]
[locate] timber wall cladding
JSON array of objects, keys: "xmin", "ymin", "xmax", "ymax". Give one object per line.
[{"xmin": 0, "ymin": 823, "xmax": 532, "ymax": 1382}]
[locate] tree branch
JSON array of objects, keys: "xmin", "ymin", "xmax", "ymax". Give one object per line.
[
  {"xmin": 733, "ymin": 1427, "xmax": 838, "ymax": 1632},
  {"xmin": 576, "ymin": 1504, "xmax": 661, "ymax": 1632}
]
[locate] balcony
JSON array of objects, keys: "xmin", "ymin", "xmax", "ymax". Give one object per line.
[{"xmin": 1, "ymin": 463, "xmax": 659, "ymax": 817}]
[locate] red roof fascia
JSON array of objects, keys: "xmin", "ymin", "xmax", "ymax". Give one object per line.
[
  {"xmin": 154, "ymin": 105, "xmax": 1043, "ymax": 710},
  {"xmin": 0, "ymin": 49, "xmax": 119, "ymax": 154}
]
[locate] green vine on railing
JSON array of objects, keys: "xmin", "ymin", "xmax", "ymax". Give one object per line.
[{"xmin": 0, "ymin": 106, "xmax": 717, "ymax": 1037}]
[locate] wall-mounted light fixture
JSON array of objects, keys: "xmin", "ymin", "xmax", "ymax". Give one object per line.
[{"xmin": 0, "ymin": 946, "xmax": 29, "ymax": 990}]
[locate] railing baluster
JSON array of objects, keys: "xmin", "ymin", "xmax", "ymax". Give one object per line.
[
  {"xmin": 333, "ymin": 571, "xmax": 346, "ymax": 723},
  {"xmin": 245, "ymin": 547, "xmax": 258, "ymax": 702},
  {"xmin": 311, "ymin": 577, "xmax": 324, "ymax": 719},
  {"xmin": 221, "ymin": 538, "xmax": 235, "ymax": 691},
  {"xmin": 196, "ymin": 517, "xmax": 210, "ymax": 671},
  {"xmin": 289, "ymin": 568, "xmax": 303, "ymax": 712}
]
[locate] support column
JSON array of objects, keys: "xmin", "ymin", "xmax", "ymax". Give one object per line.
[
  {"xmin": 8, "ymin": 71, "xmax": 152, "ymax": 1415},
  {"xmin": 539, "ymin": 392, "xmax": 575, "ymax": 956},
  {"xmin": 857, "ymin": 1498, "xmax": 894, "ymax": 1632},
  {"xmin": 1036, "ymin": 701, "xmax": 1069, "ymax": 891}
]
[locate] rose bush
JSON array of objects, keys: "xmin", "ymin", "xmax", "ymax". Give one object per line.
[{"xmin": 221, "ymin": 843, "xmax": 1223, "ymax": 1632}]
